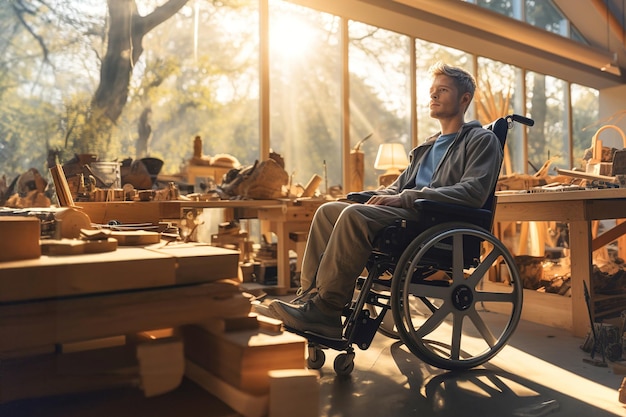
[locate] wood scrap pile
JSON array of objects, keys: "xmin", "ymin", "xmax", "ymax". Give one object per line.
[
  {"xmin": 497, "ymin": 156, "xmax": 574, "ymax": 191},
  {"xmin": 0, "ymin": 168, "xmax": 51, "ymax": 208},
  {"xmin": 218, "ymin": 152, "xmax": 289, "ymax": 200}
]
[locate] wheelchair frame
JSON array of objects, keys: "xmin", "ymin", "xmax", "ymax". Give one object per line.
[{"xmin": 287, "ymin": 114, "xmax": 534, "ymax": 376}]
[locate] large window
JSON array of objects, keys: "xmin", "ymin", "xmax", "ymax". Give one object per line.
[
  {"xmin": 349, "ymin": 22, "xmax": 412, "ymax": 190},
  {"xmin": 571, "ymin": 85, "xmax": 600, "ymax": 170},
  {"xmin": 0, "ymin": 0, "xmax": 600, "ymax": 197},
  {"xmin": 269, "ymin": 1, "xmax": 341, "ymax": 190},
  {"xmin": 477, "ymin": 58, "xmax": 525, "ymax": 174},
  {"xmin": 526, "ymin": 72, "xmax": 569, "ymax": 172},
  {"xmin": 470, "ymin": 0, "xmax": 586, "ymax": 43}
]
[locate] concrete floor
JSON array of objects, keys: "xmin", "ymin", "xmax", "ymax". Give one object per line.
[
  {"xmin": 313, "ymin": 313, "xmax": 625, "ymax": 417},
  {"xmin": 2, "ymin": 306, "xmax": 625, "ymax": 417}
]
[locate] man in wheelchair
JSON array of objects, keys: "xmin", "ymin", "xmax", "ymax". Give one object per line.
[{"xmin": 269, "ymin": 62, "xmax": 504, "ymax": 340}]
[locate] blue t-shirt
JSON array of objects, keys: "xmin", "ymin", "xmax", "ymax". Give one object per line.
[{"xmin": 414, "ymin": 133, "xmax": 456, "ymax": 188}]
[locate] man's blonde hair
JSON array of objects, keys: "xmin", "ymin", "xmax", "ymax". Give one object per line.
[{"xmin": 428, "ymin": 62, "xmax": 476, "ymax": 101}]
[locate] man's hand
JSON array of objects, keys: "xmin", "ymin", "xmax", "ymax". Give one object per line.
[{"xmin": 365, "ymin": 195, "xmax": 402, "ymax": 207}]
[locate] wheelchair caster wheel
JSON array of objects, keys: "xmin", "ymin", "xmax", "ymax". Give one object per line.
[
  {"xmin": 307, "ymin": 347, "xmax": 325, "ymax": 369},
  {"xmin": 333, "ymin": 352, "xmax": 355, "ymax": 376}
]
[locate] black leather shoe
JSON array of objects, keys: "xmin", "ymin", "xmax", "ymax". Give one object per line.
[{"xmin": 269, "ymin": 299, "xmax": 342, "ymax": 339}]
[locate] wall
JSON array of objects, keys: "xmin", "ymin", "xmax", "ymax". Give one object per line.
[{"xmin": 598, "ymin": 84, "xmax": 626, "ymax": 149}]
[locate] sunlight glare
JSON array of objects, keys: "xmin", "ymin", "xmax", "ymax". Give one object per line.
[{"xmin": 270, "ymin": 15, "xmax": 315, "ymax": 62}]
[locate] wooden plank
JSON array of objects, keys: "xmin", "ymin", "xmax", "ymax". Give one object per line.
[
  {"xmin": 79, "ymin": 201, "xmax": 161, "ymax": 225},
  {"xmin": 0, "ymin": 337, "xmax": 185, "ymax": 403},
  {"xmin": 0, "ymin": 247, "xmax": 176, "ymax": 303},
  {"xmin": 496, "ymin": 187, "xmax": 626, "ymax": 203},
  {"xmin": 0, "ymin": 281, "xmax": 250, "ymax": 352},
  {"xmin": 136, "ymin": 337, "xmax": 185, "ymax": 397},
  {"xmin": 592, "ymin": 219, "xmax": 626, "ymax": 251},
  {"xmin": 0, "ymin": 344, "xmax": 139, "ymax": 403},
  {"xmin": 50, "ymin": 164, "xmax": 75, "ymax": 207},
  {"xmin": 0, "ymin": 217, "xmax": 41, "ymax": 262},
  {"xmin": 268, "ymin": 369, "xmax": 319, "ymax": 417},
  {"xmin": 146, "ymin": 243, "xmax": 240, "ymax": 284},
  {"xmin": 182, "ymin": 325, "xmax": 306, "ymax": 395},
  {"xmin": 494, "ymin": 200, "xmax": 587, "ymax": 222},
  {"xmin": 185, "ymin": 360, "xmax": 269, "ymax": 417}
]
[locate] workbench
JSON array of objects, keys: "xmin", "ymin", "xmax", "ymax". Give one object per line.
[
  {"xmin": 0, "ymin": 243, "xmax": 250, "ymax": 402},
  {"xmin": 494, "ymin": 188, "xmax": 626, "ymax": 337}
]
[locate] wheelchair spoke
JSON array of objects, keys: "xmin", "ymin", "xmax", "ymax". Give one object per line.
[
  {"xmin": 466, "ymin": 246, "xmax": 501, "ymax": 287},
  {"xmin": 475, "ymin": 290, "xmax": 516, "ymax": 304},
  {"xmin": 451, "ymin": 233, "xmax": 465, "ymax": 283},
  {"xmin": 450, "ymin": 312, "xmax": 464, "ymax": 360},
  {"xmin": 409, "ymin": 282, "xmax": 450, "ymax": 299},
  {"xmin": 467, "ymin": 307, "xmax": 497, "ymax": 347},
  {"xmin": 413, "ymin": 302, "xmax": 452, "ymax": 338}
]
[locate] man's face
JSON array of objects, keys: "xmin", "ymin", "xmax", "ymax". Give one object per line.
[{"xmin": 428, "ymin": 74, "xmax": 465, "ymax": 120}]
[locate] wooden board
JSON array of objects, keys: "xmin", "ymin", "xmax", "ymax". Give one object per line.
[
  {"xmin": 49, "ymin": 164, "xmax": 75, "ymax": 207},
  {"xmin": 182, "ymin": 325, "xmax": 306, "ymax": 395},
  {"xmin": 0, "ymin": 216, "xmax": 41, "ymax": 262},
  {"xmin": 185, "ymin": 360, "xmax": 268, "ymax": 417},
  {"xmin": 79, "ymin": 201, "xmax": 162, "ymax": 225},
  {"xmin": 0, "ymin": 344, "xmax": 138, "ymax": 403},
  {"xmin": 146, "ymin": 243, "xmax": 240, "ymax": 284},
  {"xmin": 0, "ymin": 281, "xmax": 250, "ymax": 352},
  {"xmin": 110, "ymin": 230, "xmax": 161, "ymax": 245},
  {"xmin": 40, "ymin": 238, "xmax": 118, "ymax": 256},
  {"xmin": 0, "ymin": 247, "xmax": 176, "ymax": 303}
]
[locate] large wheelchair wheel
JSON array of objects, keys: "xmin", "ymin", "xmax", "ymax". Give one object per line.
[{"xmin": 390, "ymin": 222, "xmax": 523, "ymax": 370}]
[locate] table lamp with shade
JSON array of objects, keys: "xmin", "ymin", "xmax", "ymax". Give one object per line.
[{"xmin": 374, "ymin": 143, "xmax": 409, "ymax": 187}]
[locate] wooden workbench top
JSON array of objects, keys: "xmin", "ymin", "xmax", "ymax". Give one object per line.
[{"xmin": 496, "ymin": 187, "xmax": 626, "ymax": 203}]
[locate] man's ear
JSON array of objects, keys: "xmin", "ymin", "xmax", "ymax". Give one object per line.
[
  {"xmin": 461, "ymin": 92, "xmax": 472, "ymax": 107},
  {"xmin": 460, "ymin": 92, "xmax": 472, "ymax": 113}
]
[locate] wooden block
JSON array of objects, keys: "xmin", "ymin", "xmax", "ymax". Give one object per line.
[
  {"xmin": 612, "ymin": 149, "xmax": 626, "ymax": 175},
  {"xmin": 0, "ymin": 247, "xmax": 176, "ymax": 303},
  {"xmin": 40, "ymin": 239, "xmax": 86, "ymax": 256},
  {"xmin": 185, "ymin": 360, "xmax": 268, "ymax": 417},
  {"xmin": 54, "ymin": 207, "xmax": 92, "ymax": 238},
  {"xmin": 182, "ymin": 325, "xmax": 306, "ymax": 394},
  {"xmin": 0, "ymin": 281, "xmax": 250, "ymax": 352},
  {"xmin": 0, "ymin": 217, "xmax": 41, "ymax": 262},
  {"xmin": 268, "ymin": 369, "xmax": 320, "ymax": 417},
  {"xmin": 256, "ymin": 314, "xmax": 283, "ymax": 333},
  {"xmin": 110, "ymin": 230, "xmax": 161, "ymax": 245},
  {"xmin": 83, "ymin": 237, "xmax": 118, "ymax": 253},
  {"xmin": 146, "ymin": 243, "xmax": 240, "ymax": 284},
  {"xmin": 0, "ymin": 344, "xmax": 139, "ymax": 403},
  {"xmin": 40, "ymin": 237, "xmax": 117, "ymax": 256},
  {"xmin": 78, "ymin": 201, "xmax": 161, "ymax": 225},
  {"xmin": 136, "ymin": 336, "xmax": 184, "ymax": 397},
  {"xmin": 288, "ymin": 231, "xmax": 309, "ymax": 242},
  {"xmin": 201, "ymin": 314, "xmax": 260, "ymax": 334},
  {"xmin": 60, "ymin": 335, "xmax": 126, "ymax": 353}
]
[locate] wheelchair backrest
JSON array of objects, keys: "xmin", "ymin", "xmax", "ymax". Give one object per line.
[{"xmin": 480, "ymin": 117, "xmax": 509, "ymax": 223}]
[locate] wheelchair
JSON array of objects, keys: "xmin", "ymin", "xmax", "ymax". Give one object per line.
[{"xmin": 288, "ymin": 114, "xmax": 534, "ymax": 376}]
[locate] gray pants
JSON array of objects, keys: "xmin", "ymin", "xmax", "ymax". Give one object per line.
[{"xmin": 300, "ymin": 201, "xmax": 421, "ymax": 314}]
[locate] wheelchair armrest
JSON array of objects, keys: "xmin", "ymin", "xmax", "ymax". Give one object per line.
[
  {"xmin": 347, "ymin": 191, "xmax": 377, "ymax": 203},
  {"xmin": 413, "ymin": 199, "xmax": 492, "ymax": 226}
]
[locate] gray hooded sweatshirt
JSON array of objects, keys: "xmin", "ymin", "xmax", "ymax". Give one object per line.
[{"xmin": 374, "ymin": 120, "xmax": 503, "ymax": 210}]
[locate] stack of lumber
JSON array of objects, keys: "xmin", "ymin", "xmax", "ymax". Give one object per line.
[
  {"xmin": 183, "ymin": 314, "xmax": 319, "ymax": 417},
  {"xmin": 0, "ymin": 332, "xmax": 184, "ymax": 403}
]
